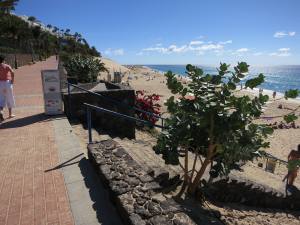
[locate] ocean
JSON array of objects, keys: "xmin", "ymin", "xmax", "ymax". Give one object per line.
[{"xmin": 146, "ymin": 65, "xmax": 300, "ymax": 97}]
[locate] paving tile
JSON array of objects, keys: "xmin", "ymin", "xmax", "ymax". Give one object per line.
[{"xmin": 0, "ymin": 57, "xmax": 74, "ymax": 225}]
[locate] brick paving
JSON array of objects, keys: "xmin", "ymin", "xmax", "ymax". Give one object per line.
[{"xmin": 0, "ymin": 57, "xmax": 74, "ymax": 225}]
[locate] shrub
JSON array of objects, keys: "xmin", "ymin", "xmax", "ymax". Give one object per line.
[
  {"xmin": 154, "ymin": 62, "xmax": 272, "ymax": 196},
  {"xmin": 63, "ymin": 54, "xmax": 107, "ymax": 83},
  {"xmin": 154, "ymin": 62, "xmax": 299, "ymax": 197}
]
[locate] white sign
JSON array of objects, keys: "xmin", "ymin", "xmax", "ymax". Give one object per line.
[{"xmin": 41, "ymin": 70, "xmax": 63, "ymax": 115}]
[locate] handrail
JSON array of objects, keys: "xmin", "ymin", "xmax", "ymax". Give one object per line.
[
  {"xmin": 84, "ymin": 103, "xmax": 165, "ymax": 143},
  {"xmin": 84, "ymin": 103, "xmax": 287, "ymax": 173},
  {"xmin": 70, "ymin": 83, "xmax": 286, "ymax": 168},
  {"xmin": 66, "ymin": 82, "xmax": 165, "ymax": 122},
  {"xmin": 264, "ymin": 152, "xmax": 287, "ymax": 165}
]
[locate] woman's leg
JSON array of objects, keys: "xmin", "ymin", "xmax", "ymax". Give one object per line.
[
  {"xmin": 6, "ymin": 81, "xmax": 15, "ymax": 117},
  {"xmin": 288, "ymin": 170, "xmax": 297, "ymax": 186}
]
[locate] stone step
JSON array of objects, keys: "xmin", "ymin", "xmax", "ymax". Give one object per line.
[
  {"xmin": 71, "ymin": 123, "xmax": 209, "ymax": 184},
  {"xmin": 112, "ymin": 137, "xmax": 181, "ymax": 186}
]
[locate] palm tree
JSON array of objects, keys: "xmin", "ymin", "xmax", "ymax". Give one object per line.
[
  {"xmin": 52, "ymin": 26, "xmax": 59, "ymax": 33},
  {"xmin": 28, "ymin": 16, "xmax": 37, "ymax": 22},
  {"xmin": 0, "ymin": 0, "xmax": 19, "ymax": 13}
]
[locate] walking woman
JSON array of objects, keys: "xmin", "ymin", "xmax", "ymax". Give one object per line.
[{"xmin": 0, "ymin": 55, "xmax": 15, "ymax": 122}]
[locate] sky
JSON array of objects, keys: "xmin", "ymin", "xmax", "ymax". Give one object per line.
[{"xmin": 15, "ymin": 0, "xmax": 300, "ymax": 66}]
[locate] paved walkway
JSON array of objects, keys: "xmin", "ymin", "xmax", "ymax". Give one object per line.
[{"xmin": 0, "ymin": 57, "xmax": 74, "ymax": 225}]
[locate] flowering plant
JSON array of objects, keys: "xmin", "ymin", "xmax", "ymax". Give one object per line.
[{"xmin": 135, "ymin": 90, "xmax": 161, "ymax": 124}]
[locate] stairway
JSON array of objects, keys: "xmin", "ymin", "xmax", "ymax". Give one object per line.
[{"xmin": 71, "ymin": 123, "xmax": 214, "ymax": 187}]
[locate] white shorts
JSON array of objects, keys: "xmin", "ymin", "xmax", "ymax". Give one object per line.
[{"xmin": 0, "ymin": 80, "xmax": 15, "ymax": 108}]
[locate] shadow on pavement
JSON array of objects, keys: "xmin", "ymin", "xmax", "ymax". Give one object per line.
[
  {"xmin": 78, "ymin": 157, "xmax": 124, "ymax": 225},
  {"xmin": 44, "ymin": 153, "xmax": 84, "ymax": 172},
  {"xmin": 0, "ymin": 113, "xmax": 63, "ymax": 129}
]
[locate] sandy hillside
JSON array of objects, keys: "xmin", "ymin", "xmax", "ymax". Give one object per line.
[{"xmin": 98, "ymin": 57, "xmax": 129, "ymax": 80}]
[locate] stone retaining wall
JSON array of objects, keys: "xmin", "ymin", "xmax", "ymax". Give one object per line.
[
  {"xmin": 205, "ymin": 176, "xmax": 300, "ymax": 210},
  {"xmin": 88, "ymin": 140, "xmax": 196, "ymax": 225},
  {"xmin": 62, "ymin": 82, "xmax": 136, "ymax": 139}
]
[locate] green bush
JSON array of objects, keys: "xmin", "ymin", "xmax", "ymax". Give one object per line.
[{"xmin": 63, "ymin": 54, "xmax": 108, "ymax": 83}]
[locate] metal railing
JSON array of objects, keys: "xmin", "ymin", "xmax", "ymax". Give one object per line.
[
  {"xmin": 67, "ymin": 83, "xmax": 287, "ymax": 169},
  {"xmin": 84, "ymin": 103, "xmax": 165, "ymax": 143},
  {"xmin": 66, "ymin": 82, "xmax": 166, "ymax": 128},
  {"xmin": 264, "ymin": 152, "xmax": 287, "ymax": 165}
]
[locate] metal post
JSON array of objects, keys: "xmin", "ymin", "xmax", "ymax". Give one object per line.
[
  {"xmin": 67, "ymin": 83, "xmax": 72, "ymax": 118},
  {"xmin": 87, "ymin": 107, "xmax": 92, "ymax": 143}
]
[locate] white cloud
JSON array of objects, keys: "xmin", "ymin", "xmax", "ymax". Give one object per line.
[
  {"xmin": 198, "ymin": 44, "xmax": 223, "ymax": 51},
  {"xmin": 274, "ymin": 31, "xmax": 296, "ymax": 38},
  {"xmin": 104, "ymin": 48, "xmax": 124, "ymax": 56},
  {"xmin": 189, "ymin": 40, "xmax": 204, "ymax": 45},
  {"xmin": 142, "ymin": 47, "xmax": 169, "ymax": 54},
  {"xmin": 140, "ymin": 38, "xmax": 230, "ymax": 56},
  {"xmin": 236, "ymin": 48, "xmax": 249, "ymax": 53},
  {"xmin": 278, "ymin": 47, "xmax": 290, "ymax": 52},
  {"xmin": 188, "ymin": 43, "xmax": 224, "ymax": 52},
  {"xmin": 143, "ymin": 44, "xmax": 189, "ymax": 54},
  {"xmin": 270, "ymin": 48, "xmax": 291, "ymax": 57},
  {"xmin": 219, "ymin": 40, "xmax": 233, "ymax": 45},
  {"xmin": 289, "ymin": 31, "xmax": 296, "ymax": 36},
  {"xmin": 168, "ymin": 45, "xmax": 188, "ymax": 53}
]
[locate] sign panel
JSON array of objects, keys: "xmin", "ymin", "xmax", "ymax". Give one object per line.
[{"xmin": 41, "ymin": 70, "xmax": 63, "ymax": 115}]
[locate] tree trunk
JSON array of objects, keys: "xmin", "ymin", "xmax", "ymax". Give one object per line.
[
  {"xmin": 188, "ymin": 113, "xmax": 216, "ymax": 195},
  {"xmin": 176, "ymin": 147, "xmax": 189, "ymax": 198},
  {"xmin": 188, "ymin": 157, "xmax": 211, "ymax": 195}
]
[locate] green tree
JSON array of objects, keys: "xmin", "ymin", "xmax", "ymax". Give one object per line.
[
  {"xmin": 154, "ymin": 62, "xmax": 299, "ymax": 196},
  {"xmin": 0, "ymin": 12, "xmax": 102, "ymax": 61},
  {"xmin": 63, "ymin": 54, "xmax": 108, "ymax": 83},
  {"xmin": 0, "ymin": 0, "xmax": 19, "ymax": 13},
  {"xmin": 27, "ymin": 16, "xmax": 37, "ymax": 22}
]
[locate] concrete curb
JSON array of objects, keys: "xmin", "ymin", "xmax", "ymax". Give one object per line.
[{"xmin": 52, "ymin": 116, "xmax": 123, "ymax": 225}]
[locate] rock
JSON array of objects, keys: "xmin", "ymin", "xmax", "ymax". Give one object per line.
[
  {"xmin": 148, "ymin": 215, "xmax": 172, "ymax": 225},
  {"xmin": 113, "ymin": 147, "xmax": 127, "ymax": 158},
  {"xmin": 135, "ymin": 206, "xmax": 152, "ymax": 218},
  {"xmin": 99, "ymin": 165, "xmax": 111, "ymax": 175},
  {"xmin": 102, "ymin": 139, "xmax": 117, "ymax": 150},
  {"xmin": 146, "ymin": 201, "xmax": 162, "ymax": 216},
  {"xmin": 173, "ymin": 213, "xmax": 197, "ymax": 225},
  {"xmin": 136, "ymin": 197, "xmax": 147, "ymax": 206},
  {"xmin": 160, "ymin": 199, "xmax": 182, "ymax": 214},
  {"xmin": 127, "ymin": 177, "xmax": 140, "ymax": 187},
  {"xmin": 139, "ymin": 174, "xmax": 153, "ymax": 183},
  {"xmin": 151, "ymin": 193, "xmax": 166, "ymax": 203},
  {"xmin": 129, "ymin": 213, "xmax": 146, "ymax": 225},
  {"xmin": 141, "ymin": 182, "xmax": 162, "ymax": 192}
]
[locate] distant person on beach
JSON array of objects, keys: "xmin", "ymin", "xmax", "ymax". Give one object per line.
[
  {"xmin": 284, "ymin": 145, "xmax": 300, "ymax": 189},
  {"xmin": 0, "ymin": 55, "xmax": 16, "ymax": 122},
  {"xmin": 273, "ymin": 91, "xmax": 276, "ymax": 100}
]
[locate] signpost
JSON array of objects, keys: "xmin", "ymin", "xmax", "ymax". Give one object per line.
[{"xmin": 41, "ymin": 70, "xmax": 63, "ymax": 115}]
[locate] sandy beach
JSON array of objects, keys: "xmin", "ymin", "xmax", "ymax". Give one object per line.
[{"xmin": 99, "ymin": 59, "xmax": 300, "ymax": 224}]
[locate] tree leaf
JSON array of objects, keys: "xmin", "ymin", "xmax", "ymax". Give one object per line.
[
  {"xmin": 245, "ymin": 73, "xmax": 265, "ymax": 89},
  {"xmin": 284, "ymin": 89, "xmax": 299, "ymax": 99},
  {"xmin": 284, "ymin": 114, "xmax": 298, "ymax": 123}
]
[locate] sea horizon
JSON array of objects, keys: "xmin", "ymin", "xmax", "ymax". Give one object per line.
[{"xmin": 145, "ymin": 64, "xmax": 300, "ymax": 98}]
